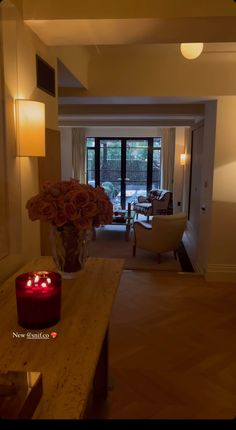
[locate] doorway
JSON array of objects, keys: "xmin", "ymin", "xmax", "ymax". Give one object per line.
[
  {"xmin": 188, "ymin": 125, "xmax": 204, "ymax": 259},
  {"xmin": 86, "ymin": 137, "xmax": 162, "ymax": 209}
]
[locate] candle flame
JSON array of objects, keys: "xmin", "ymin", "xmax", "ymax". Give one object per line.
[
  {"xmin": 34, "ymin": 275, "xmax": 39, "ymax": 283},
  {"xmin": 41, "ymin": 282, "xmax": 47, "ymax": 288},
  {"xmin": 47, "ymin": 277, "xmax": 51, "ymax": 284},
  {"xmin": 27, "ymin": 279, "xmax": 32, "ymax": 287}
]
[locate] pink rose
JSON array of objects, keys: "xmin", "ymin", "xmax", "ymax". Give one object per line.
[
  {"xmin": 40, "ymin": 201, "xmax": 57, "ymax": 222},
  {"xmin": 26, "ymin": 179, "xmax": 113, "ymax": 230},
  {"xmin": 64, "ymin": 202, "xmax": 79, "ymax": 221},
  {"xmin": 66, "ymin": 190, "xmax": 89, "ymax": 207},
  {"xmin": 74, "ymin": 217, "xmax": 92, "ymax": 230},
  {"xmin": 54, "ymin": 211, "xmax": 67, "ymax": 227},
  {"xmin": 81, "ymin": 202, "xmax": 98, "ymax": 218},
  {"xmin": 49, "ymin": 186, "xmax": 61, "ymax": 197}
]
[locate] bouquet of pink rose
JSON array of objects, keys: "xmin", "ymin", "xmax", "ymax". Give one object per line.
[{"xmin": 26, "ymin": 179, "xmax": 113, "ymax": 230}]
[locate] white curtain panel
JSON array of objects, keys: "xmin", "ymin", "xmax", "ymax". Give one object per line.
[
  {"xmin": 72, "ymin": 128, "xmax": 86, "ymax": 183},
  {"xmin": 161, "ymin": 128, "xmax": 175, "ymax": 191}
]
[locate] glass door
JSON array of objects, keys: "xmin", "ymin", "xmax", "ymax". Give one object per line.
[
  {"xmin": 99, "ymin": 139, "xmax": 122, "ymax": 209},
  {"xmin": 126, "ymin": 140, "xmax": 148, "ymax": 207},
  {"xmin": 86, "ymin": 137, "xmax": 162, "ymax": 210}
]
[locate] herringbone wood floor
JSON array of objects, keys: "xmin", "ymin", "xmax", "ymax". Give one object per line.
[{"xmin": 91, "ymin": 270, "xmax": 236, "ymax": 419}]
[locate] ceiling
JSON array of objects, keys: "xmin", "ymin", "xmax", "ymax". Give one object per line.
[
  {"xmin": 57, "ymin": 94, "xmax": 207, "ymax": 128},
  {"xmin": 26, "ymin": 17, "xmax": 236, "ymax": 46},
  {"xmin": 24, "ymin": 2, "xmax": 236, "ymax": 128},
  {"xmin": 57, "ymin": 54, "xmax": 216, "ymax": 127}
]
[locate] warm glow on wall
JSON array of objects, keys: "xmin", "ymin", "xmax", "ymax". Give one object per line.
[
  {"xmin": 180, "ymin": 153, "xmax": 186, "ymax": 165},
  {"xmin": 180, "ymin": 43, "xmax": 204, "ymax": 60},
  {"xmin": 16, "ymin": 100, "xmax": 45, "ymax": 157}
]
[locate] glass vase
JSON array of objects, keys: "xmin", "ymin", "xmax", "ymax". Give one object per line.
[{"xmin": 49, "ymin": 223, "xmax": 91, "ymax": 279}]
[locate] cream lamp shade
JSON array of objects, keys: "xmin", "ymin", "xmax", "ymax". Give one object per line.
[
  {"xmin": 16, "ymin": 99, "xmax": 45, "ymax": 157},
  {"xmin": 180, "ymin": 43, "xmax": 204, "ymax": 60}
]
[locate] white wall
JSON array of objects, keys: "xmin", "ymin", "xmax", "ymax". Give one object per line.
[
  {"xmin": 206, "ymin": 96, "xmax": 236, "ymax": 281},
  {"xmin": 182, "ymin": 98, "xmax": 236, "ymax": 281},
  {"xmin": 0, "ymin": 1, "xmax": 25, "ymax": 281},
  {"xmin": 197, "ymin": 102, "xmax": 216, "ymax": 274},
  {"xmin": 85, "ymin": 126, "xmax": 163, "ymax": 138},
  {"xmin": 183, "ymin": 111, "xmax": 216, "ymax": 276}
]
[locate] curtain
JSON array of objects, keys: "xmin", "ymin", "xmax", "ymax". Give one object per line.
[
  {"xmin": 72, "ymin": 128, "xmax": 86, "ymax": 183},
  {"xmin": 161, "ymin": 128, "xmax": 175, "ymax": 191}
]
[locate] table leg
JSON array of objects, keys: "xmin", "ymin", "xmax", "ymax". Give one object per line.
[
  {"xmin": 93, "ymin": 328, "xmax": 109, "ymax": 400},
  {"xmin": 126, "ymin": 221, "xmax": 133, "ymax": 241}
]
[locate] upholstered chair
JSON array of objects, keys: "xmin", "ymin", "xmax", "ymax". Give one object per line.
[
  {"xmin": 133, "ymin": 189, "xmax": 172, "ymax": 222},
  {"xmin": 133, "ymin": 212, "xmax": 187, "ymax": 262}
]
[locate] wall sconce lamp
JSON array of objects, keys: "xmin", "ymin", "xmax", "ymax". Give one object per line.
[
  {"xmin": 16, "ymin": 99, "xmax": 45, "ymax": 157},
  {"xmin": 180, "ymin": 43, "xmax": 204, "ymax": 60},
  {"xmin": 180, "ymin": 153, "xmax": 186, "ymax": 166}
]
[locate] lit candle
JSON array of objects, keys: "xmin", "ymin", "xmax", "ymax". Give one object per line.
[{"xmin": 15, "ymin": 271, "xmax": 61, "ymax": 329}]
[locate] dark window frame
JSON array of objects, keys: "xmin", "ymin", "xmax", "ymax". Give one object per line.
[{"xmin": 86, "ymin": 137, "xmax": 162, "ymax": 208}]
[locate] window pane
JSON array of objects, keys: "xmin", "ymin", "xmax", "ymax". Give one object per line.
[
  {"xmin": 85, "ymin": 137, "xmax": 162, "ymax": 207},
  {"xmin": 100, "ymin": 140, "xmax": 121, "ymax": 183},
  {"xmin": 153, "ymin": 149, "xmax": 161, "ymax": 188},
  {"xmin": 126, "ymin": 140, "xmax": 148, "ymax": 183},
  {"xmin": 87, "ymin": 149, "xmax": 95, "ymax": 170},
  {"xmin": 126, "ymin": 140, "xmax": 148, "ymax": 206},
  {"xmin": 87, "ymin": 149, "xmax": 95, "ymax": 185},
  {"xmin": 153, "ymin": 138, "xmax": 161, "ymax": 148},
  {"xmin": 100, "ymin": 140, "xmax": 121, "ymax": 205},
  {"xmin": 86, "ymin": 137, "xmax": 95, "ymax": 147}
]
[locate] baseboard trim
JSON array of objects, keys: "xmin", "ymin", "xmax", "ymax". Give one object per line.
[
  {"xmin": 205, "ymin": 264, "xmax": 236, "ymax": 283},
  {"xmin": 178, "ymin": 242, "xmax": 194, "ymax": 272}
]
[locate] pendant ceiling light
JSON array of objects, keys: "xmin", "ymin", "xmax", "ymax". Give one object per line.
[{"xmin": 180, "ymin": 43, "xmax": 204, "ymax": 60}]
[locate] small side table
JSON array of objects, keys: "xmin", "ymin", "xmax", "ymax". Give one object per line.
[{"xmin": 112, "ymin": 203, "xmax": 135, "ymax": 241}]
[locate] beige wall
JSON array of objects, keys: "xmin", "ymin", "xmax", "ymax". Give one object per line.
[
  {"xmin": 0, "ymin": 1, "xmax": 24, "ymax": 282},
  {"xmin": 0, "ymin": 0, "xmax": 58, "ymax": 283},
  {"xmin": 206, "ymin": 96, "xmax": 236, "ymax": 281},
  {"xmin": 55, "ymin": 46, "xmax": 91, "ymax": 89},
  {"xmin": 17, "ymin": 20, "xmax": 58, "ymax": 130},
  {"xmin": 183, "ymin": 110, "xmax": 216, "ymax": 275},
  {"xmin": 182, "ymin": 98, "xmax": 236, "ymax": 281},
  {"xmin": 0, "ymin": 9, "xmax": 8, "ymax": 260},
  {"xmin": 197, "ymin": 102, "xmax": 216, "ymax": 274},
  {"xmin": 87, "ymin": 46, "xmax": 236, "ymax": 97}
]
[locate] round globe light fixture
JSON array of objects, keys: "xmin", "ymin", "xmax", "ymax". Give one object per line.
[{"xmin": 180, "ymin": 43, "xmax": 204, "ymax": 60}]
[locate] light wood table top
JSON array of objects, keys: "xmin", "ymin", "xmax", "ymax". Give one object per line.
[{"xmin": 0, "ymin": 256, "xmax": 124, "ymax": 419}]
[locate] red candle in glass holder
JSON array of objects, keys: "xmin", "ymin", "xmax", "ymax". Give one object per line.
[{"xmin": 15, "ymin": 271, "xmax": 61, "ymax": 329}]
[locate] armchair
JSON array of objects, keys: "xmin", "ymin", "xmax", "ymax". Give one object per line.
[
  {"xmin": 133, "ymin": 189, "xmax": 172, "ymax": 222},
  {"xmin": 133, "ymin": 212, "xmax": 187, "ymax": 263}
]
